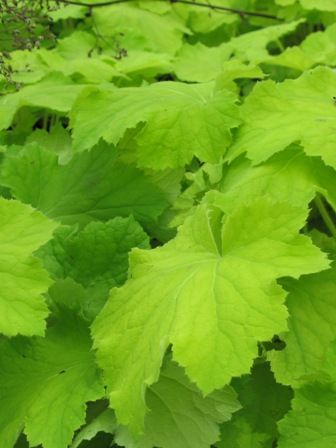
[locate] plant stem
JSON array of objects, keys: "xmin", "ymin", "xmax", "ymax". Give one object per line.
[
  {"xmin": 275, "ymin": 38, "xmax": 285, "ymax": 52},
  {"xmin": 314, "ymin": 194, "xmax": 336, "ymax": 239},
  {"xmin": 50, "ymin": 0, "xmax": 282, "ymax": 21},
  {"xmin": 42, "ymin": 111, "xmax": 49, "ymax": 131}
]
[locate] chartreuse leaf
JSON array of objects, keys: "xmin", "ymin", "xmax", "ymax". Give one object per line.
[
  {"xmin": 228, "ymin": 66, "xmax": 336, "ymax": 170},
  {"xmin": 70, "ymin": 82, "xmax": 241, "ymax": 169},
  {"xmin": 0, "ymin": 143, "xmax": 168, "ymax": 228},
  {"xmin": 36, "ymin": 33, "xmax": 120, "ymax": 84},
  {"xmin": 216, "ymin": 362, "xmax": 293, "ymax": 448},
  {"xmin": 26, "ymin": 122, "xmax": 73, "ymax": 164},
  {"xmin": 114, "ymin": 50, "xmax": 173, "ymax": 82},
  {"xmin": 0, "ymin": 72, "xmax": 86, "ymax": 131},
  {"xmin": 116, "ymin": 356, "xmax": 241, "ymax": 448},
  {"xmin": 218, "ymin": 146, "xmax": 336, "ymax": 213},
  {"xmin": 49, "ymin": 3, "xmax": 86, "ymax": 20},
  {"xmin": 173, "ymin": 43, "xmax": 231, "ymax": 83},
  {"xmin": 268, "ymin": 23, "xmax": 336, "ymax": 71},
  {"xmin": 301, "ymin": 0, "xmax": 336, "ymax": 9},
  {"xmin": 93, "ymin": 4, "xmax": 189, "ymax": 55},
  {"xmin": 0, "ymin": 198, "xmax": 57, "ymax": 337},
  {"xmin": 173, "ymin": 20, "xmax": 303, "ymax": 82},
  {"xmin": 92, "ymin": 195, "xmax": 328, "ymax": 436},
  {"xmin": 270, "ymin": 265, "xmax": 336, "ymax": 387},
  {"xmin": 5, "ymin": 32, "xmax": 118, "ymax": 86},
  {"xmin": 37, "ymin": 216, "xmax": 150, "ymax": 316},
  {"xmin": 276, "ymin": 339, "xmax": 336, "ymax": 446},
  {"xmin": 0, "ymin": 302, "xmax": 105, "ymax": 448},
  {"xmin": 275, "ymin": 0, "xmax": 336, "ymax": 10}
]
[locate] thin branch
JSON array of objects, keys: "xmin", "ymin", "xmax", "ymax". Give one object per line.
[{"xmin": 49, "ymin": 0, "xmax": 282, "ymax": 21}]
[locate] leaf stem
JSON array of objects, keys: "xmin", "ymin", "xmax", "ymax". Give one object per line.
[
  {"xmin": 314, "ymin": 194, "xmax": 336, "ymax": 240},
  {"xmin": 42, "ymin": 111, "xmax": 49, "ymax": 131},
  {"xmin": 275, "ymin": 38, "xmax": 285, "ymax": 52}
]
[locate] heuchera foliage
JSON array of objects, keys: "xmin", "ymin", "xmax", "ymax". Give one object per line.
[{"xmin": 1, "ymin": 1, "xmax": 336, "ymax": 447}]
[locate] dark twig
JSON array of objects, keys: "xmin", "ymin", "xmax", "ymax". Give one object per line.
[{"xmin": 50, "ymin": 0, "xmax": 282, "ymax": 21}]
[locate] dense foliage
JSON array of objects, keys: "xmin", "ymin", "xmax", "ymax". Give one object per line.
[{"xmin": 1, "ymin": 0, "xmax": 336, "ymax": 447}]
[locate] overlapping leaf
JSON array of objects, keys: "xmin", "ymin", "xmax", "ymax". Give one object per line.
[
  {"xmin": 218, "ymin": 146, "xmax": 336, "ymax": 212},
  {"xmin": 275, "ymin": 0, "xmax": 336, "ymax": 10},
  {"xmin": 37, "ymin": 216, "xmax": 150, "ymax": 316},
  {"xmin": 0, "ymin": 198, "xmax": 57, "ymax": 337},
  {"xmin": 93, "ymin": 4, "xmax": 189, "ymax": 55},
  {"xmin": 0, "ymin": 72, "xmax": 86, "ymax": 130},
  {"xmin": 267, "ymin": 23, "xmax": 336, "ymax": 71},
  {"xmin": 217, "ymin": 363, "xmax": 293, "ymax": 448},
  {"xmin": 278, "ymin": 370, "xmax": 336, "ymax": 447},
  {"xmin": 173, "ymin": 20, "xmax": 303, "ymax": 82},
  {"xmin": 92, "ymin": 195, "xmax": 328, "ymax": 435},
  {"xmin": 228, "ymin": 66, "xmax": 336, "ymax": 170},
  {"xmin": 70, "ymin": 82, "xmax": 241, "ymax": 169},
  {"xmin": 1, "ymin": 143, "xmax": 168, "ymax": 228},
  {"xmin": 270, "ymin": 265, "xmax": 336, "ymax": 386},
  {"xmin": 70, "ymin": 404, "xmax": 116, "ymax": 448},
  {"xmin": 116, "ymin": 357, "xmax": 241, "ymax": 448},
  {"xmin": 0, "ymin": 302, "xmax": 105, "ymax": 448}
]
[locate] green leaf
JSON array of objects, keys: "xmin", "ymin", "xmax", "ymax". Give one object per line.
[
  {"xmin": 93, "ymin": 4, "xmax": 189, "ymax": 55},
  {"xmin": 309, "ymin": 229, "xmax": 336, "ymax": 261},
  {"xmin": 0, "ymin": 198, "xmax": 57, "ymax": 337},
  {"xmin": 217, "ymin": 362, "xmax": 293, "ymax": 448},
  {"xmin": 218, "ymin": 146, "xmax": 336, "ymax": 212},
  {"xmin": 1, "ymin": 143, "xmax": 168, "ymax": 228},
  {"xmin": 38, "ymin": 216, "xmax": 150, "ymax": 316},
  {"xmin": 300, "ymin": 0, "xmax": 336, "ymax": 10},
  {"xmin": 92, "ymin": 196, "xmax": 328, "ymax": 435},
  {"xmin": 0, "ymin": 72, "xmax": 86, "ymax": 131},
  {"xmin": 173, "ymin": 20, "xmax": 303, "ymax": 82},
  {"xmin": 70, "ymin": 82, "xmax": 241, "ymax": 169},
  {"xmin": 70, "ymin": 405, "xmax": 116, "ymax": 448},
  {"xmin": 116, "ymin": 356, "xmax": 241, "ymax": 448},
  {"xmin": 114, "ymin": 50, "xmax": 173, "ymax": 81},
  {"xmin": 217, "ymin": 419, "xmax": 272, "ymax": 448},
  {"xmin": 49, "ymin": 3, "xmax": 87, "ymax": 20},
  {"xmin": 48, "ymin": 278, "xmax": 93, "ymax": 322},
  {"xmin": 173, "ymin": 43, "xmax": 232, "ymax": 83},
  {"xmin": 26, "ymin": 122, "xmax": 73, "ymax": 164},
  {"xmin": 278, "ymin": 379, "xmax": 336, "ymax": 447},
  {"xmin": 270, "ymin": 265, "xmax": 336, "ymax": 386},
  {"xmin": 182, "ymin": 1, "xmax": 238, "ymax": 33},
  {"xmin": 0, "ymin": 306, "xmax": 105, "ymax": 448},
  {"xmin": 228, "ymin": 66, "xmax": 336, "ymax": 170},
  {"xmin": 276, "ymin": 0, "xmax": 336, "ymax": 10},
  {"xmin": 37, "ymin": 35, "xmax": 121, "ymax": 84},
  {"xmin": 268, "ymin": 23, "xmax": 336, "ymax": 70}
]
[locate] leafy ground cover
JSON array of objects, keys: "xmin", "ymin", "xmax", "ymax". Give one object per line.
[{"xmin": 1, "ymin": 0, "xmax": 336, "ymax": 447}]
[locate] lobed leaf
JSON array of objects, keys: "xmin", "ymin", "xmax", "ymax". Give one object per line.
[
  {"xmin": 37, "ymin": 216, "xmax": 150, "ymax": 316},
  {"xmin": 0, "ymin": 72, "xmax": 86, "ymax": 130},
  {"xmin": 92, "ymin": 195, "xmax": 328, "ymax": 435},
  {"xmin": 1, "ymin": 143, "xmax": 168, "ymax": 228},
  {"xmin": 228, "ymin": 66, "xmax": 336, "ymax": 170},
  {"xmin": 0, "ymin": 305, "xmax": 105, "ymax": 448},
  {"xmin": 116, "ymin": 357, "xmax": 241, "ymax": 448},
  {"xmin": 217, "ymin": 362, "xmax": 293, "ymax": 447},
  {"xmin": 70, "ymin": 82, "xmax": 241, "ymax": 169},
  {"xmin": 0, "ymin": 198, "xmax": 57, "ymax": 337},
  {"xmin": 270, "ymin": 265, "xmax": 336, "ymax": 386}
]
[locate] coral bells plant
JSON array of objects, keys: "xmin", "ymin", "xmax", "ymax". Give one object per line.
[{"xmin": 1, "ymin": 1, "xmax": 336, "ymax": 447}]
